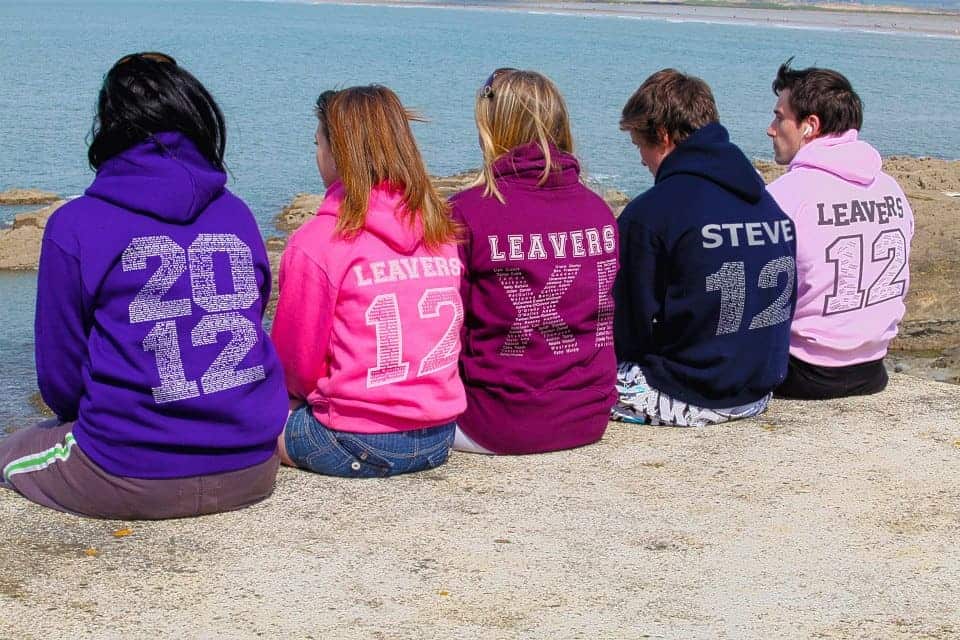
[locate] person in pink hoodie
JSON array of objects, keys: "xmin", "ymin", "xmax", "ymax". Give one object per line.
[
  {"xmin": 450, "ymin": 69, "xmax": 618, "ymax": 455},
  {"xmin": 766, "ymin": 59, "xmax": 914, "ymax": 399},
  {"xmin": 270, "ymin": 86, "xmax": 466, "ymax": 477}
]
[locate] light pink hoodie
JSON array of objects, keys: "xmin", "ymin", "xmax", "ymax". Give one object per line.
[
  {"xmin": 271, "ymin": 182, "xmax": 466, "ymax": 433},
  {"xmin": 767, "ymin": 130, "xmax": 914, "ymax": 367}
]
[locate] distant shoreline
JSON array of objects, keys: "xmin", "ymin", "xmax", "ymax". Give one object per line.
[{"xmin": 304, "ymin": 0, "xmax": 960, "ymax": 37}]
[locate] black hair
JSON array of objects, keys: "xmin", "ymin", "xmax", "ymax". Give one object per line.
[
  {"xmin": 88, "ymin": 52, "xmax": 227, "ymax": 170},
  {"xmin": 772, "ymin": 57, "xmax": 863, "ymax": 135}
]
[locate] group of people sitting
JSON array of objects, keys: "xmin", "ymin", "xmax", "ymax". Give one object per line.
[{"xmin": 0, "ymin": 52, "xmax": 913, "ymax": 520}]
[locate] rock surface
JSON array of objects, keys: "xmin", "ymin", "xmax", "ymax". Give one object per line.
[
  {"xmin": 0, "ymin": 201, "xmax": 66, "ymax": 270},
  {"xmin": 1, "ymin": 373, "xmax": 958, "ymax": 638},
  {"xmin": 0, "ymin": 188, "xmax": 60, "ymax": 206}
]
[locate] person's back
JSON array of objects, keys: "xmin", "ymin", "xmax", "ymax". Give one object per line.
[
  {"xmin": 1, "ymin": 53, "xmax": 286, "ymax": 519},
  {"xmin": 452, "ymin": 69, "xmax": 617, "ymax": 454},
  {"xmin": 765, "ymin": 59, "xmax": 914, "ymax": 398},
  {"xmin": 271, "ymin": 86, "xmax": 465, "ymax": 477},
  {"xmin": 44, "ymin": 133, "xmax": 286, "ymax": 477},
  {"xmin": 279, "ymin": 182, "xmax": 465, "ymax": 433},
  {"xmin": 613, "ymin": 70, "xmax": 796, "ymax": 426}
]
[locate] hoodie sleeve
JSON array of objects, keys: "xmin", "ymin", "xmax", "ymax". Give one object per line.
[
  {"xmin": 613, "ymin": 213, "xmax": 663, "ymax": 363},
  {"xmin": 767, "ymin": 175, "xmax": 814, "ymax": 299},
  {"xmin": 451, "ymin": 205, "xmax": 473, "ymax": 355},
  {"xmin": 270, "ymin": 244, "xmax": 337, "ymax": 401},
  {"xmin": 35, "ymin": 236, "xmax": 91, "ymax": 421}
]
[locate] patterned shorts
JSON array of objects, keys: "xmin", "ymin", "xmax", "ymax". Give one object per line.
[{"xmin": 611, "ymin": 362, "xmax": 771, "ymax": 427}]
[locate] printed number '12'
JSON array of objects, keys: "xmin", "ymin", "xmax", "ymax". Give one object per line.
[
  {"xmin": 365, "ymin": 287, "xmax": 463, "ymax": 388},
  {"xmin": 823, "ymin": 230, "xmax": 907, "ymax": 316},
  {"xmin": 705, "ymin": 257, "xmax": 795, "ymax": 336}
]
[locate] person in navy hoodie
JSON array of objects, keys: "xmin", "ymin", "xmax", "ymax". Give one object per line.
[
  {"xmin": 0, "ymin": 53, "xmax": 288, "ymax": 518},
  {"xmin": 613, "ymin": 69, "xmax": 797, "ymax": 426}
]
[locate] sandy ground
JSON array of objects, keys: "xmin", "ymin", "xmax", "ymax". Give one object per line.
[
  {"xmin": 307, "ymin": 0, "xmax": 960, "ymax": 38},
  {"xmin": 0, "ymin": 372, "xmax": 957, "ymax": 638}
]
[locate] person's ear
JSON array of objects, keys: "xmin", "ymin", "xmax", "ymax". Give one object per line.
[
  {"xmin": 802, "ymin": 115, "xmax": 821, "ymax": 139},
  {"xmin": 657, "ymin": 127, "xmax": 671, "ymax": 148}
]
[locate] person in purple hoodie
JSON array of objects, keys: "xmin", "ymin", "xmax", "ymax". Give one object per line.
[
  {"xmin": 0, "ymin": 52, "xmax": 288, "ymax": 519},
  {"xmin": 450, "ymin": 69, "xmax": 618, "ymax": 455}
]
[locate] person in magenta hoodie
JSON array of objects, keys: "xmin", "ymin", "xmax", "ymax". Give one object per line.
[
  {"xmin": 271, "ymin": 86, "xmax": 465, "ymax": 477},
  {"xmin": 0, "ymin": 53, "xmax": 288, "ymax": 519},
  {"xmin": 766, "ymin": 59, "xmax": 914, "ymax": 399},
  {"xmin": 450, "ymin": 69, "xmax": 618, "ymax": 455}
]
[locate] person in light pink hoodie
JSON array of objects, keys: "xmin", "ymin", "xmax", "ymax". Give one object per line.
[
  {"xmin": 766, "ymin": 59, "xmax": 914, "ymax": 399},
  {"xmin": 271, "ymin": 86, "xmax": 465, "ymax": 477}
]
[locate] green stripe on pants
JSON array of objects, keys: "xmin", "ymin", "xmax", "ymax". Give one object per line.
[{"xmin": 2, "ymin": 432, "xmax": 77, "ymax": 484}]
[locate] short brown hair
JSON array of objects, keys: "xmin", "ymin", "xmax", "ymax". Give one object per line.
[
  {"xmin": 620, "ymin": 69, "xmax": 719, "ymax": 146},
  {"xmin": 772, "ymin": 58, "xmax": 862, "ymax": 135},
  {"xmin": 319, "ymin": 85, "xmax": 455, "ymax": 249}
]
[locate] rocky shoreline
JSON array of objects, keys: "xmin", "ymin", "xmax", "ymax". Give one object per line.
[
  {"xmin": 0, "ymin": 189, "xmax": 67, "ymax": 270},
  {"xmin": 4, "ymin": 157, "xmax": 959, "ymax": 385}
]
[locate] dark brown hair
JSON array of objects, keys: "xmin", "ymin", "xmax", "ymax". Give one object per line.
[
  {"xmin": 620, "ymin": 69, "xmax": 719, "ymax": 146},
  {"xmin": 772, "ymin": 58, "xmax": 863, "ymax": 134}
]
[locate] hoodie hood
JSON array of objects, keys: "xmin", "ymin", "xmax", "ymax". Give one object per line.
[
  {"xmin": 788, "ymin": 129, "xmax": 881, "ymax": 186},
  {"xmin": 85, "ymin": 131, "xmax": 226, "ymax": 224},
  {"xmin": 492, "ymin": 141, "xmax": 581, "ymax": 189},
  {"xmin": 316, "ymin": 180, "xmax": 425, "ymax": 254},
  {"xmin": 656, "ymin": 122, "xmax": 764, "ymax": 204}
]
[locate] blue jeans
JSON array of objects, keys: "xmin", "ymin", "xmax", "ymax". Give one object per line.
[{"xmin": 284, "ymin": 405, "xmax": 455, "ymax": 478}]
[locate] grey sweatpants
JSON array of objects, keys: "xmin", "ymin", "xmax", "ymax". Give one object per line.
[{"xmin": 0, "ymin": 420, "xmax": 279, "ymax": 519}]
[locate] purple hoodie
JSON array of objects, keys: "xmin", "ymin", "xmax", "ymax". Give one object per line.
[
  {"xmin": 35, "ymin": 132, "xmax": 287, "ymax": 479},
  {"xmin": 451, "ymin": 143, "xmax": 618, "ymax": 454}
]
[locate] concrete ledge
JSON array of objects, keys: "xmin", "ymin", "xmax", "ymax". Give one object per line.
[{"xmin": 1, "ymin": 373, "xmax": 958, "ymax": 638}]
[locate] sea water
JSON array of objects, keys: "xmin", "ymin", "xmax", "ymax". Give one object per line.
[{"xmin": 1, "ymin": 0, "xmax": 959, "ymax": 429}]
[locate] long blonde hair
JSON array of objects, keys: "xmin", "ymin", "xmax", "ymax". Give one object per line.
[
  {"xmin": 320, "ymin": 85, "xmax": 455, "ymax": 249},
  {"xmin": 474, "ymin": 69, "xmax": 574, "ymax": 203}
]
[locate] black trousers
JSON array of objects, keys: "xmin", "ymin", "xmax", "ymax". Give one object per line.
[{"xmin": 775, "ymin": 355, "xmax": 888, "ymax": 400}]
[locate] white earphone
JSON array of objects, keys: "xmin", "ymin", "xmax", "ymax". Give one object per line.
[{"xmin": 801, "ymin": 124, "xmax": 812, "ymax": 137}]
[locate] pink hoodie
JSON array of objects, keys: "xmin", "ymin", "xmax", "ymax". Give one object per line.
[
  {"xmin": 271, "ymin": 182, "xmax": 466, "ymax": 433},
  {"xmin": 767, "ymin": 130, "xmax": 914, "ymax": 367}
]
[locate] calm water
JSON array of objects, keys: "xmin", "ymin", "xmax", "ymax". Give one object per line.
[{"xmin": 1, "ymin": 0, "xmax": 959, "ymax": 429}]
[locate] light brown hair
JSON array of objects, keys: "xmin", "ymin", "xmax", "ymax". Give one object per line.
[
  {"xmin": 620, "ymin": 69, "xmax": 719, "ymax": 146},
  {"xmin": 475, "ymin": 69, "xmax": 574, "ymax": 203},
  {"xmin": 320, "ymin": 85, "xmax": 455, "ymax": 249}
]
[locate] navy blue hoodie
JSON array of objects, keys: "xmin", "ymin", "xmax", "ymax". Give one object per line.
[{"xmin": 614, "ymin": 123, "xmax": 796, "ymax": 408}]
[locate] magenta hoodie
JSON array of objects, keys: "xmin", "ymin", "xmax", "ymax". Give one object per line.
[
  {"xmin": 451, "ymin": 143, "xmax": 618, "ymax": 455},
  {"xmin": 271, "ymin": 181, "xmax": 466, "ymax": 433},
  {"xmin": 767, "ymin": 130, "xmax": 914, "ymax": 366}
]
